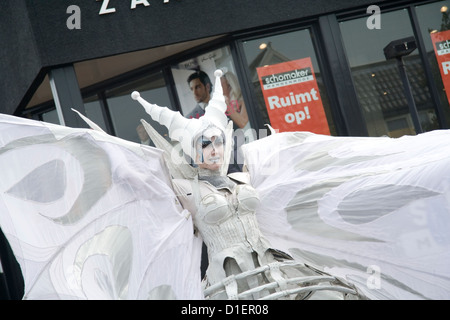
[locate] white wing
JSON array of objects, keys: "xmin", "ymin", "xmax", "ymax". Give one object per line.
[
  {"xmin": 0, "ymin": 114, "xmax": 203, "ymax": 300},
  {"xmin": 242, "ymin": 130, "xmax": 450, "ymax": 300}
]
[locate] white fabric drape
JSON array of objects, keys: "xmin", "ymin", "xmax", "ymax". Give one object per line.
[
  {"xmin": 242, "ymin": 130, "xmax": 450, "ymax": 300},
  {"xmin": 2, "ymin": 112, "xmax": 450, "ymax": 300},
  {"xmin": 0, "ymin": 114, "xmax": 203, "ymax": 300}
]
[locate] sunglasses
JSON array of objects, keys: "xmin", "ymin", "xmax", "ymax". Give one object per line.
[{"xmin": 200, "ymin": 136, "xmax": 224, "ymax": 149}]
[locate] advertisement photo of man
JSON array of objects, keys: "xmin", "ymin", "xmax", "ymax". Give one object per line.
[{"xmin": 185, "ymin": 70, "xmax": 213, "ymax": 119}]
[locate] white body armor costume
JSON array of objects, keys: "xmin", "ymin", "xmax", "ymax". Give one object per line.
[
  {"xmin": 173, "ymin": 173, "xmax": 363, "ymax": 300},
  {"xmin": 173, "ymin": 174, "xmax": 274, "ymax": 297},
  {"xmin": 131, "ymin": 70, "xmax": 365, "ymax": 300}
]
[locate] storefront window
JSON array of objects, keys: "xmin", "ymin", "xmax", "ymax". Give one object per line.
[
  {"xmin": 416, "ymin": 0, "xmax": 450, "ymax": 127},
  {"xmin": 83, "ymin": 96, "xmax": 107, "ymax": 131},
  {"xmin": 171, "ymin": 46, "xmax": 255, "ymax": 143},
  {"xmin": 242, "ymin": 29, "xmax": 336, "ymax": 135},
  {"xmin": 105, "ymin": 71, "xmax": 172, "ymax": 145},
  {"xmin": 40, "ymin": 97, "xmax": 106, "ymax": 129},
  {"xmin": 41, "ymin": 109, "xmax": 59, "ymax": 124},
  {"xmin": 340, "ymin": 9, "xmax": 438, "ymax": 138}
]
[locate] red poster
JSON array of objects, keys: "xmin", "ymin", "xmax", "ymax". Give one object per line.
[
  {"xmin": 256, "ymin": 58, "xmax": 330, "ymax": 135},
  {"xmin": 431, "ymin": 30, "xmax": 450, "ymax": 106}
]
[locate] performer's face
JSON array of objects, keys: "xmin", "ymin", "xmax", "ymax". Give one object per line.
[
  {"xmin": 189, "ymin": 78, "xmax": 210, "ymax": 104},
  {"xmin": 196, "ymin": 135, "xmax": 224, "ymax": 171}
]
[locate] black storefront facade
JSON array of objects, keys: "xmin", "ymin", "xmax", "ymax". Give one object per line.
[{"xmin": 1, "ymin": 0, "xmax": 450, "ymax": 299}]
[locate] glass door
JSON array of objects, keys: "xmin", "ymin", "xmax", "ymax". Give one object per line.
[
  {"xmin": 340, "ymin": 9, "xmax": 439, "ymax": 137},
  {"xmin": 241, "ymin": 28, "xmax": 337, "ymax": 135}
]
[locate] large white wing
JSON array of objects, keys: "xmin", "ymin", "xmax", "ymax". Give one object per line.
[
  {"xmin": 0, "ymin": 114, "xmax": 203, "ymax": 300},
  {"xmin": 242, "ymin": 130, "xmax": 450, "ymax": 300}
]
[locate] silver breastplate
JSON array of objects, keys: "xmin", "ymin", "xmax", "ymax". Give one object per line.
[{"xmin": 193, "ymin": 183, "xmax": 266, "ymax": 256}]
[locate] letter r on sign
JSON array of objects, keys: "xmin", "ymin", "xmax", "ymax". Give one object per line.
[{"xmin": 442, "ymin": 61, "xmax": 450, "ymax": 75}]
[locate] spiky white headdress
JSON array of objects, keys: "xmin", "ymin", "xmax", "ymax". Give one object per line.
[{"xmin": 131, "ymin": 69, "xmax": 232, "ymax": 177}]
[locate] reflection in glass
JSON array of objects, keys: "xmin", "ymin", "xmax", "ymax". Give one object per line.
[
  {"xmin": 106, "ymin": 72, "xmax": 172, "ymax": 145},
  {"xmin": 41, "ymin": 109, "xmax": 59, "ymax": 125},
  {"xmin": 171, "ymin": 46, "xmax": 254, "ymax": 143},
  {"xmin": 242, "ymin": 29, "xmax": 336, "ymax": 135},
  {"xmin": 340, "ymin": 9, "xmax": 438, "ymax": 137},
  {"xmin": 83, "ymin": 96, "xmax": 107, "ymax": 131}
]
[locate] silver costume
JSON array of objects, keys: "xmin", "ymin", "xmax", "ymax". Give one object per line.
[
  {"xmin": 132, "ymin": 69, "xmax": 366, "ymax": 300},
  {"xmin": 173, "ymin": 172, "xmax": 364, "ymax": 300}
]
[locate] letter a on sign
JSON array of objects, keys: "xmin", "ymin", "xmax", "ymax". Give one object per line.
[{"xmin": 131, "ymin": 0, "xmax": 151, "ymax": 9}]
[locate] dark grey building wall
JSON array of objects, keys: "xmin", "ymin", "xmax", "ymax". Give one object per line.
[
  {"xmin": 0, "ymin": 1, "xmax": 42, "ymax": 115},
  {"xmin": 0, "ymin": 0, "xmax": 395, "ymax": 115}
]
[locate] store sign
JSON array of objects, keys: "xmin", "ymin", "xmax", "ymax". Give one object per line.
[
  {"xmin": 97, "ymin": 0, "xmax": 171, "ymax": 15},
  {"xmin": 431, "ymin": 30, "xmax": 450, "ymax": 106},
  {"xmin": 256, "ymin": 58, "xmax": 330, "ymax": 134},
  {"xmin": 67, "ymin": 1, "xmax": 175, "ymax": 29}
]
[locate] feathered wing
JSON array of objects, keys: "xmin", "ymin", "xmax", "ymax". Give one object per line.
[
  {"xmin": 0, "ymin": 114, "xmax": 203, "ymax": 300},
  {"xmin": 242, "ymin": 130, "xmax": 450, "ymax": 300}
]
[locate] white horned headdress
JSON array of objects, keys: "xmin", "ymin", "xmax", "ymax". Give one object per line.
[{"xmin": 131, "ymin": 69, "xmax": 233, "ymax": 178}]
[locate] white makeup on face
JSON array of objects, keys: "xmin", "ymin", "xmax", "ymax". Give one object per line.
[{"xmin": 197, "ymin": 136, "xmax": 224, "ymax": 171}]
